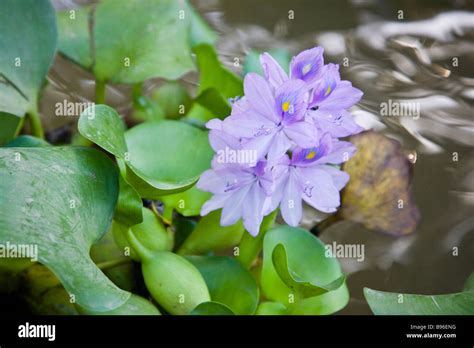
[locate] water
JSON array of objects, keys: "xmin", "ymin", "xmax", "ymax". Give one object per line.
[{"xmin": 47, "ymin": 0, "xmax": 474, "ymax": 314}]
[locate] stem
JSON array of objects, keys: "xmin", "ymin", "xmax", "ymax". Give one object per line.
[
  {"xmin": 237, "ymin": 210, "xmax": 278, "ymax": 269},
  {"xmin": 26, "ymin": 108, "xmax": 44, "ymax": 139},
  {"xmin": 96, "ymin": 257, "xmax": 131, "ymax": 271},
  {"xmin": 95, "ymin": 79, "xmax": 106, "ymax": 104},
  {"xmin": 131, "ymin": 82, "xmax": 143, "ymax": 103},
  {"xmin": 126, "ymin": 228, "xmax": 152, "ymax": 262}
]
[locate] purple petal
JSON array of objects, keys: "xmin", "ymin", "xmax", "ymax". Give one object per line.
[
  {"xmin": 310, "ymin": 63, "xmax": 340, "ymax": 106},
  {"xmin": 319, "ymin": 165, "xmax": 350, "ymax": 190},
  {"xmin": 320, "ymin": 81, "xmax": 363, "ymax": 110},
  {"xmin": 283, "ymin": 121, "xmax": 319, "ymax": 148},
  {"xmin": 310, "ymin": 109, "xmax": 363, "ymax": 138},
  {"xmin": 222, "ymin": 110, "xmax": 275, "ymax": 139},
  {"xmin": 296, "ymin": 167, "xmax": 340, "ymax": 213},
  {"xmin": 220, "ymin": 185, "xmax": 252, "ymax": 226},
  {"xmin": 242, "ymin": 131, "xmax": 277, "ymax": 161},
  {"xmin": 260, "ymin": 52, "xmax": 289, "ymax": 90},
  {"xmin": 290, "ymin": 47, "xmax": 324, "ymax": 86},
  {"xmin": 280, "ymin": 172, "xmax": 303, "ymax": 226},
  {"xmin": 201, "ymin": 194, "xmax": 229, "ymax": 216},
  {"xmin": 274, "ymin": 79, "xmax": 308, "ymax": 123},
  {"xmin": 317, "ymin": 140, "xmax": 356, "ymax": 165},
  {"xmin": 244, "ymin": 73, "xmax": 279, "ymax": 123},
  {"xmin": 242, "ymin": 184, "xmax": 269, "ymax": 236},
  {"xmin": 291, "ymin": 133, "xmax": 332, "ymax": 166},
  {"xmin": 267, "ymin": 130, "xmax": 292, "ymax": 163}
]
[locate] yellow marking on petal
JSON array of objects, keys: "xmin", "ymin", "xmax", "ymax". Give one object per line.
[
  {"xmin": 324, "ymin": 86, "xmax": 332, "ymax": 96},
  {"xmin": 302, "ymin": 64, "xmax": 312, "ymax": 75},
  {"xmin": 306, "ymin": 151, "xmax": 316, "ymax": 160},
  {"xmin": 282, "ymin": 101, "xmax": 290, "ymax": 112}
]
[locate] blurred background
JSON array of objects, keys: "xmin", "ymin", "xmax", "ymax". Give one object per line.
[{"xmin": 40, "ymin": 0, "xmax": 474, "ymax": 314}]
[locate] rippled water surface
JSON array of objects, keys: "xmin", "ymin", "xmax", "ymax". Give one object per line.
[{"xmin": 48, "ymin": 0, "xmax": 474, "ymax": 314}]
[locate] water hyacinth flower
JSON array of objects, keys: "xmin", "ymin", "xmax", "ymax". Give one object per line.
[
  {"xmin": 268, "ymin": 133, "xmax": 356, "ymax": 226},
  {"xmin": 198, "ymin": 46, "xmax": 364, "ymax": 236},
  {"xmin": 222, "ymin": 73, "xmax": 319, "ymax": 162},
  {"xmin": 197, "ymin": 160, "xmax": 274, "ymax": 236}
]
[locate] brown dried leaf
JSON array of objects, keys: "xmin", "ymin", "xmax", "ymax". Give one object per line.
[{"xmin": 339, "ymin": 131, "xmax": 420, "ymax": 235}]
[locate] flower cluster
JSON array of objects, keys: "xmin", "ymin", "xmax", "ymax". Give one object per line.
[{"xmin": 197, "ymin": 47, "xmax": 363, "ymax": 236}]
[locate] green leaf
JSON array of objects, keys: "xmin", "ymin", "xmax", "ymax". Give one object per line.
[
  {"xmin": 123, "ymin": 120, "xmax": 213, "ymax": 197},
  {"xmin": 79, "ymin": 105, "xmax": 213, "ymax": 197},
  {"xmin": 77, "ymin": 294, "xmax": 160, "ymax": 315},
  {"xmin": 114, "ymin": 175, "xmax": 143, "ymax": 227},
  {"xmin": 193, "ymin": 88, "xmax": 232, "ymax": 119},
  {"xmin": 261, "ymin": 225, "xmax": 348, "ymax": 314},
  {"xmin": 256, "ymin": 301, "xmax": 287, "ymax": 315},
  {"xmin": 78, "ymin": 104, "xmax": 128, "ymax": 160},
  {"xmin": 159, "ymin": 185, "xmax": 210, "ymax": 217},
  {"xmin": 90, "ymin": 230, "xmax": 135, "ymax": 292},
  {"xmin": 194, "ymin": 44, "xmax": 243, "ymax": 98},
  {"xmin": 463, "ymin": 273, "xmax": 474, "ymax": 292},
  {"xmin": 57, "ymin": 6, "xmax": 93, "ymax": 69},
  {"xmin": 177, "ymin": 210, "xmax": 244, "ymax": 255},
  {"xmin": 364, "ymin": 273, "xmax": 474, "ymax": 315},
  {"xmin": 150, "ymin": 82, "xmax": 192, "ymax": 119},
  {"xmin": 112, "ymin": 207, "xmax": 173, "ymax": 262},
  {"xmin": 191, "ymin": 301, "xmax": 234, "ymax": 315},
  {"xmin": 0, "ymin": 146, "xmax": 130, "ymax": 311},
  {"xmin": 58, "ymin": 0, "xmax": 194, "ymax": 83},
  {"xmin": 187, "ymin": 256, "xmax": 259, "ymax": 315},
  {"xmin": 186, "ymin": 2, "xmax": 217, "ymax": 47},
  {"xmin": 272, "ymin": 244, "xmax": 346, "ymax": 298},
  {"xmin": 5, "ymin": 135, "xmax": 50, "ymax": 148},
  {"xmin": 0, "ymin": 0, "xmax": 57, "ymax": 117},
  {"xmin": 0, "ymin": 113, "xmax": 22, "ymax": 145}
]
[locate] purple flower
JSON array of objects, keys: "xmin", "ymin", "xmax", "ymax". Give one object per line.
[
  {"xmin": 307, "ymin": 64, "xmax": 364, "ymax": 137},
  {"xmin": 197, "ymin": 46, "xmax": 363, "ymax": 236},
  {"xmin": 197, "ymin": 159, "xmax": 274, "ymax": 236},
  {"xmin": 268, "ymin": 133, "xmax": 356, "ymax": 226},
  {"xmin": 222, "ymin": 73, "xmax": 319, "ymax": 162}
]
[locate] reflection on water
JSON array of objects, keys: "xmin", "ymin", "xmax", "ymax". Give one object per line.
[{"xmin": 48, "ymin": 0, "xmax": 474, "ymax": 314}]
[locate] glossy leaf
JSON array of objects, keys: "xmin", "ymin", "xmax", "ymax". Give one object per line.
[
  {"xmin": 112, "ymin": 207, "xmax": 173, "ymax": 262},
  {"xmin": 364, "ymin": 273, "xmax": 474, "ymax": 315},
  {"xmin": 77, "ymin": 294, "xmax": 160, "ymax": 315},
  {"xmin": 150, "ymin": 82, "xmax": 192, "ymax": 119},
  {"xmin": 114, "ymin": 175, "xmax": 143, "ymax": 227},
  {"xmin": 58, "ymin": 0, "xmax": 194, "ymax": 83},
  {"xmin": 159, "ymin": 185, "xmax": 211, "ymax": 217},
  {"xmin": 187, "ymin": 1, "xmax": 217, "ymax": 47},
  {"xmin": 191, "ymin": 301, "xmax": 234, "ymax": 315},
  {"xmin": 57, "ymin": 6, "xmax": 93, "ymax": 69},
  {"xmin": 272, "ymin": 244, "xmax": 346, "ymax": 298},
  {"xmin": 0, "ymin": 147, "xmax": 130, "ymax": 311},
  {"xmin": 0, "ymin": 0, "xmax": 57, "ymax": 117},
  {"xmin": 339, "ymin": 131, "xmax": 420, "ymax": 235},
  {"xmin": 177, "ymin": 210, "xmax": 244, "ymax": 255},
  {"xmin": 0, "ymin": 113, "xmax": 22, "ymax": 145},
  {"xmin": 187, "ymin": 256, "xmax": 259, "ymax": 315},
  {"xmin": 194, "ymin": 44, "xmax": 243, "ymax": 98},
  {"xmin": 79, "ymin": 105, "xmax": 213, "ymax": 197},
  {"xmin": 5, "ymin": 135, "xmax": 50, "ymax": 148},
  {"xmin": 261, "ymin": 225, "xmax": 348, "ymax": 314}
]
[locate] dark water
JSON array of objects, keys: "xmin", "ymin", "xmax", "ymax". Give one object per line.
[{"xmin": 48, "ymin": 0, "xmax": 474, "ymax": 314}]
